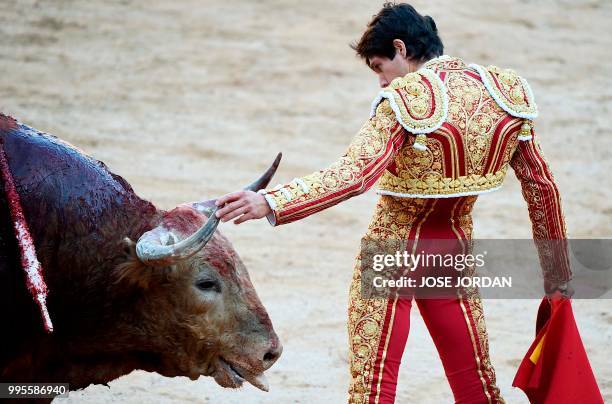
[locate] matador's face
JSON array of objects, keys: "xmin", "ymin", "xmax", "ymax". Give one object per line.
[{"xmin": 367, "ymin": 40, "xmax": 422, "ymax": 88}]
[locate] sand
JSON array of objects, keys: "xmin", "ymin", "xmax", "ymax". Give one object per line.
[{"xmin": 1, "ymin": 0, "xmax": 610, "ymax": 402}]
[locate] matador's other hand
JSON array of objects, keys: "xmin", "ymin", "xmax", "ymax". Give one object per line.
[
  {"xmin": 544, "ymin": 279, "xmax": 575, "ymax": 300},
  {"xmin": 215, "ymin": 190, "xmax": 272, "ymax": 225}
]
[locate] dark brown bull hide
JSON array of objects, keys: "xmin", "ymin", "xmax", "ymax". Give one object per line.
[{"xmin": 0, "ymin": 114, "xmax": 281, "ymax": 396}]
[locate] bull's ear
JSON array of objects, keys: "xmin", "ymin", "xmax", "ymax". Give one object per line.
[
  {"xmin": 113, "ymin": 237, "xmax": 157, "ymax": 289},
  {"xmin": 122, "ymin": 237, "xmax": 137, "ymax": 256}
]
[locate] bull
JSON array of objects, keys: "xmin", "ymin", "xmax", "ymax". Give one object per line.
[{"xmin": 0, "ymin": 114, "xmax": 282, "ymax": 395}]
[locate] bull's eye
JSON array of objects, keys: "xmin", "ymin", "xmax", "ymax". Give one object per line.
[{"xmin": 196, "ymin": 279, "xmax": 220, "ymax": 292}]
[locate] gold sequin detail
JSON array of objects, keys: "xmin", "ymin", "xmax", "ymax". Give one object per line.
[
  {"xmin": 477, "ymin": 64, "xmax": 537, "ymax": 117},
  {"xmin": 380, "ymin": 69, "xmax": 447, "ymax": 133},
  {"xmin": 379, "ymin": 167, "xmax": 508, "ymax": 197}
]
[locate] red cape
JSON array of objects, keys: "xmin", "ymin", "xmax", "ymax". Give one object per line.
[{"xmin": 512, "ymin": 296, "xmax": 603, "ymax": 403}]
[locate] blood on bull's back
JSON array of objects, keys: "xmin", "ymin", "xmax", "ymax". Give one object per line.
[{"xmin": 0, "ymin": 113, "xmax": 159, "ymax": 376}]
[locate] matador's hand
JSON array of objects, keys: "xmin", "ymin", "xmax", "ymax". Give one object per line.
[
  {"xmin": 544, "ymin": 279, "xmax": 575, "ymax": 300},
  {"xmin": 215, "ymin": 190, "xmax": 272, "ymax": 224}
]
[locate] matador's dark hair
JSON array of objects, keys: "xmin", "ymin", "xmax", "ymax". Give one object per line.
[{"xmin": 351, "ymin": 2, "xmax": 444, "ymax": 65}]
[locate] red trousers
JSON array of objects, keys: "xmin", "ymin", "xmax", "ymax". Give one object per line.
[
  {"xmin": 363, "ymin": 296, "xmax": 503, "ymax": 403},
  {"xmin": 347, "ymin": 196, "xmax": 504, "ymax": 403}
]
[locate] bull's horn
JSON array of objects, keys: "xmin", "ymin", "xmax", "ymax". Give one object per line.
[
  {"xmin": 135, "ymin": 153, "xmax": 282, "ymax": 266},
  {"xmin": 191, "ymin": 152, "xmax": 282, "ymax": 214}
]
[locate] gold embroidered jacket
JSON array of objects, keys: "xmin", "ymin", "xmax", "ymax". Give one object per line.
[{"xmin": 260, "ymin": 55, "xmax": 572, "ymax": 283}]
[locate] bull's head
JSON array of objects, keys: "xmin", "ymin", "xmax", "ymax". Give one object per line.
[{"xmin": 115, "ymin": 154, "xmax": 282, "ymax": 391}]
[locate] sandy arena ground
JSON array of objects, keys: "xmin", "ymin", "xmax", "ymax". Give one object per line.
[{"xmin": 1, "ymin": 0, "xmax": 610, "ymax": 402}]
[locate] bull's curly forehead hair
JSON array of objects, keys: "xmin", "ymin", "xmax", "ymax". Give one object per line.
[{"xmin": 351, "ymin": 2, "xmax": 444, "ymax": 66}]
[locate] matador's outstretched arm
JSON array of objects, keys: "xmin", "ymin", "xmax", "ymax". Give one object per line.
[{"xmin": 260, "ymin": 100, "xmax": 405, "ymax": 226}]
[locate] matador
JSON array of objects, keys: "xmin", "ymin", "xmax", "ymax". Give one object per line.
[{"xmin": 216, "ymin": 3, "xmax": 573, "ymax": 403}]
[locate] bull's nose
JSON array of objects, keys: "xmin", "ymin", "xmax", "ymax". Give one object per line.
[{"xmin": 262, "ymin": 342, "xmax": 282, "ymax": 370}]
